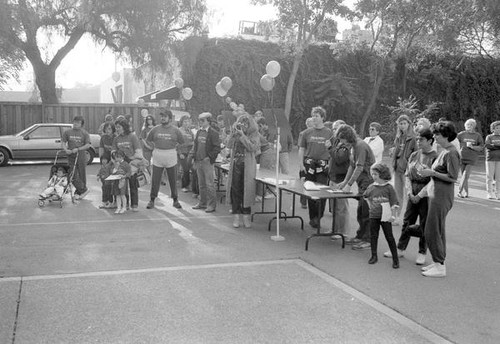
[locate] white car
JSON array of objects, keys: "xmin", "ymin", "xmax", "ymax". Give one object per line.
[{"xmin": 0, "ymin": 123, "xmax": 100, "ymax": 166}]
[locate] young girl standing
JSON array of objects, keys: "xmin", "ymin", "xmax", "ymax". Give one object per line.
[
  {"xmin": 111, "ymin": 150, "xmax": 131, "ymax": 214},
  {"xmin": 363, "ymin": 163, "xmax": 400, "ymax": 269}
]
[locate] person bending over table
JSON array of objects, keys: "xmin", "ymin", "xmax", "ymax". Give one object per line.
[{"xmin": 336, "ymin": 124, "xmax": 375, "ymax": 251}]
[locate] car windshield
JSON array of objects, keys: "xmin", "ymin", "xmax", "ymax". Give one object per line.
[{"xmin": 16, "ymin": 125, "xmax": 38, "ymax": 137}]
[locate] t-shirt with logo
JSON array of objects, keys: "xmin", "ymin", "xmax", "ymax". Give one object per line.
[
  {"xmin": 146, "ymin": 124, "xmax": 184, "ymax": 150},
  {"xmin": 62, "ymin": 128, "xmax": 91, "ymax": 150},
  {"xmin": 113, "ymin": 133, "xmax": 141, "ymax": 159},
  {"xmin": 363, "ymin": 182, "xmax": 398, "ymax": 219},
  {"xmin": 485, "ymin": 133, "xmax": 500, "ymax": 161},
  {"xmin": 298, "ymin": 127, "xmax": 332, "ymax": 160},
  {"xmin": 457, "ymin": 131, "xmax": 484, "ymax": 164}
]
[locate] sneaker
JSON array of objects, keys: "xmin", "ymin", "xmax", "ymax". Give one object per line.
[
  {"xmin": 146, "ymin": 200, "xmax": 155, "ymax": 209},
  {"xmin": 421, "ymin": 262, "xmax": 436, "ymax": 272},
  {"xmin": 242, "ymin": 214, "xmax": 252, "ymax": 228},
  {"xmin": 352, "ymin": 241, "xmax": 371, "ymax": 250},
  {"xmin": 131, "ymin": 206, "xmax": 139, "ymax": 212},
  {"xmin": 98, "ymin": 203, "xmax": 108, "ymax": 209},
  {"xmin": 422, "ymin": 263, "xmax": 446, "ymax": 277},
  {"xmin": 192, "ymin": 203, "xmax": 207, "ymax": 210},
  {"xmin": 118, "ymin": 207, "xmax": 126, "ymax": 214},
  {"xmin": 415, "ymin": 253, "xmax": 426, "ymax": 265},
  {"xmin": 114, "ymin": 207, "xmax": 122, "ymax": 214},
  {"xmin": 255, "ymin": 196, "xmax": 263, "ymax": 202},
  {"xmin": 344, "ymin": 238, "xmax": 362, "ymax": 245},
  {"xmin": 79, "ymin": 189, "xmax": 90, "ymax": 199},
  {"xmin": 181, "ymin": 188, "xmax": 189, "ymax": 192},
  {"xmin": 173, "ymin": 200, "xmax": 182, "ymax": 209},
  {"xmin": 233, "ymin": 214, "xmax": 240, "ymax": 228},
  {"xmin": 383, "ymin": 249, "xmax": 405, "ymax": 258},
  {"xmin": 264, "ymin": 193, "xmax": 275, "ymax": 199},
  {"xmin": 487, "ymin": 193, "xmax": 496, "ymax": 199},
  {"xmin": 205, "ymin": 207, "xmax": 216, "ymax": 213}
]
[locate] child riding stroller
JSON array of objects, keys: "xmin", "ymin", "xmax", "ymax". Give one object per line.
[{"xmin": 38, "ymin": 150, "xmax": 77, "ymax": 208}]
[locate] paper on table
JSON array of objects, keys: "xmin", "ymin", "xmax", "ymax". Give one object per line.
[
  {"xmin": 105, "ymin": 175, "xmax": 122, "ymax": 181},
  {"xmin": 381, "ymin": 202, "xmax": 392, "ymax": 222}
]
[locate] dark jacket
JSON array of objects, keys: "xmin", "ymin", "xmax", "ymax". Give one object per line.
[
  {"xmin": 191, "ymin": 126, "xmax": 221, "ymax": 164},
  {"xmin": 392, "ymin": 134, "xmax": 417, "ymax": 173},
  {"xmin": 328, "ymin": 138, "xmax": 350, "ymax": 183}
]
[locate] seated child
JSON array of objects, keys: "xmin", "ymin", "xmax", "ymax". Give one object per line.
[
  {"xmin": 97, "ymin": 157, "xmax": 114, "ymax": 208},
  {"xmin": 110, "ymin": 150, "xmax": 131, "ymax": 214},
  {"xmin": 363, "ymin": 163, "xmax": 400, "ymax": 269},
  {"xmin": 40, "ymin": 167, "xmax": 68, "ymax": 199}
]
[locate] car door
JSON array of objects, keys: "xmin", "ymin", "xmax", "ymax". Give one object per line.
[{"xmin": 18, "ymin": 125, "xmax": 66, "ymax": 160}]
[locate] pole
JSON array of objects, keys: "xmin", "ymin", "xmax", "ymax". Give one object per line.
[{"xmin": 270, "ymin": 90, "xmax": 284, "ymax": 241}]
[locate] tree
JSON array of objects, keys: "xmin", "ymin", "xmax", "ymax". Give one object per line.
[
  {"xmin": 348, "ymin": 0, "xmax": 466, "ymax": 135},
  {"xmin": 251, "ymin": 0, "xmax": 351, "ymax": 120},
  {"xmin": 0, "ymin": 37, "xmax": 23, "ymax": 90},
  {"xmin": 0, "ymin": 0, "xmax": 206, "ymax": 103}
]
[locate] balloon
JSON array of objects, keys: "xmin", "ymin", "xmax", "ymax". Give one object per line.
[
  {"xmin": 260, "ymin": 74, "xmax": 275, "ymax": 91},
  {"xmin": 225, "ymin": 96, "xmax": 232, "ymax": 104},
  {"xmin": 137, "ymin": 98, "xmax": 145, "ymax": 105},
  {"xmin": 229, "ymin": 102, "xmax": 237, "ymax": 110},
  {"xmin": 216, "ymin": 82, "xmax": 227, "ymax": 97},
  {"xmin": 221, "ymin": 76, "xmax": 233, "ymax": 91},
  {"xmin": 174, "ymin": 78, "xmax": 184, "ymax": 89},
  {"xmin": 141, "ymin": 109, "xmax": 148, "ymax": 117},
  {"xmin": 182, "ymin": 87, "xmax": 193, "ymax": 100},
  {"xmin": 266, "ymin": 60, "xmax": 281, "ymax": 78}
]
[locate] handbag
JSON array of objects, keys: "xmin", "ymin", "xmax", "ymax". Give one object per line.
[{"xmin": 136, "ymin": 169, "xmax": 150, "ymax": 187}]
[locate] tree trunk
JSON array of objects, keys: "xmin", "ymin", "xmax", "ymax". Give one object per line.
[
  {"xmin": 359, "ymin": 59, "xmax": 385, "ymax": 136},
  {"xmin": 284, "ymin": 50, "xmax": 303, "ymax": 120},
  {"xmin": 33, "ymin": 63, "xmax": 59, "ymax": 104}
]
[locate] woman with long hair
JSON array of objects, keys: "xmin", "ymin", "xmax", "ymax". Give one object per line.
[
  {"xmin": 226, "ymin": 113, "xmax": 260, "ymax": 228},
  {"xmin": 391, "ymin": 115, "xmax": 417, "ymax": 224}
]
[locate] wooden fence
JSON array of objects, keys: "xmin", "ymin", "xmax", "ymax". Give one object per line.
[{"xmin": 0, "ymin": 102, "xmax": 160, "ymax": 135}]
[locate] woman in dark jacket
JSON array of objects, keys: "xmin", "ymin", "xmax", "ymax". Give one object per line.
[{"xmin": 326, "ymin": 120, "xmax": 351, "ymax": 236}]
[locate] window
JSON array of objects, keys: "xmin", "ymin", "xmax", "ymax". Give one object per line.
[{"xmin": 28, "ymin": 126, "xmax": 61, "ymax": 139}]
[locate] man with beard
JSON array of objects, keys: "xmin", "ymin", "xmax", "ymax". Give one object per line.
[{"xmin": 146, "ymin": 111, "xmax": 185, "ymax": 209}]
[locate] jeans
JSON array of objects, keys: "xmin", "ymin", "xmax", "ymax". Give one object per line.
[
  {"xmin": 230, "ymin": 160, "xmax": 251, "ymax": 214},
  {"xmin": 128, "ymin": 173, "xmax": 139, "ymax": 207},
  {"xmin": 397, "ymin": 196, "xmax": 428, "ymax": 254},
  {"xmin": 196, "ymin": 158, "xmax": 216, "ymax": 209},
  {"xmin": 68, "ymin": 152, "xmax": 87, "ymax": 194},
  {"xmin": 150, "ymin": 164, "xmax": 178, "ymax": 201},
  {"xmin": 179, "ymin": 156, "xmax": 192, "ymax": 189}
]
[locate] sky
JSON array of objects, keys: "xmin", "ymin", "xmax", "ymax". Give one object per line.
[{"xmin": 6, "ymin": 0, "xmax": 355, "ymax": 91}]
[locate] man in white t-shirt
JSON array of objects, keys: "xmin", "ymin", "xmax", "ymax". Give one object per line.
[{"xmin": 364, "ymin": 122, "xmax": 384, "ymax": 164}]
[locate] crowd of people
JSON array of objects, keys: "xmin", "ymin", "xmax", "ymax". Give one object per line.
[{"xmin": 53, "ymin": 108, "xmax": 500, "ymax": 279}]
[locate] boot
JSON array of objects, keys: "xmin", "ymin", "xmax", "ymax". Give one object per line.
[
  {"xmin": 242, "ymin": 214, "xmax": 252, "ymax": 228},
  {"xmin": 233, "ymin": 214, "xmax": 240, "ymax": 228},
  {"xmin": 368, "ymin": 255, "xmax": 378, "ymax": 264}
]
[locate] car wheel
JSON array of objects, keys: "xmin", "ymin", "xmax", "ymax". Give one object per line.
[
  {"xmin": 85, "ymin": 149, "xmax": 95, "ymax": 165},
  {"xmin": 0, "ymin": 147, "xmax": 10, "ymax": 167}
]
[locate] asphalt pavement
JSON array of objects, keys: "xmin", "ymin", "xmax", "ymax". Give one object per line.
[{"xmin": 0, "ymin": 152, "xmax": 499, "ymax": 344}]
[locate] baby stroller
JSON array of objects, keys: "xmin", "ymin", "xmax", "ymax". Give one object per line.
[{"xmin": 38, "ymin": 150, "xmax": 77, "ymax": 208}]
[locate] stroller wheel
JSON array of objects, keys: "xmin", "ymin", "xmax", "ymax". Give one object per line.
[{"xmin": 38, "ymin": 200, "xmax": 45, "ymax": 207}]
